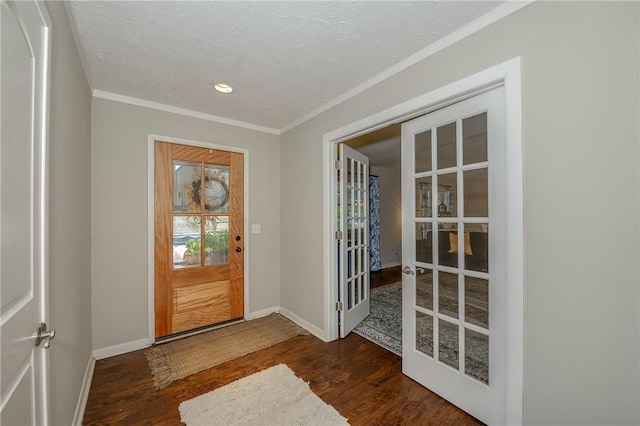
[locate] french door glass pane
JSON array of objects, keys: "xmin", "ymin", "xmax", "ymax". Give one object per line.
[
  {"xmin": 416, "ymin": 177, "xmax": 432, "ymax": 218},
  {"xmin": 204, "ymin": 165, "xmax": 230, "ymax": 213},
  {"xmin": 437, "ymin": 122, "xmax": 456, "ymax": 169},
  {"xmin": 465, "ymin": 328, "xmax": 489, "ymax": 385},
  {"xmin": 439, "ymin": 320, "xmax": 459, "ymax": 369},
  {"xmin": 415, "ymin": 130, "xmax": 432, "ymax": 173},
  {"xmin": 463, "ymin": 168, "xmax": 488, "ymax": 217},
  {"xmin": 416, "ymin": 269, "xmax": 433, "ymax": 310},
  {"xmin": 437, "ymin": 172, "xmax": 457, "ymax": 217},
  {"xmin": 173, "ymin": 216, "xmax": 201, "ymax": 269},
  {"xmin": 416, "ymin": 222, "xmax": 433, "ymax": 264},
  {"xmin": 204, "ymin": 216, "xmax": 229, "ymax": 265},
  {"xmin": 416, "ymin": 312, "xmax": 433, "ymax": 357},
  {"xmin": 465, "ymin": 276, "xmax": 489, "ymax": 328},
  {"xmin": 438, "ymin": 272, "xmax": 458, "ymax": 319},
  {"xmin": 438, "ymin": 224, "xmax": 459, "ymax": 269},
  {"xmin": 463, "ymin": 112, "xmax": 487, "ymax": 165},
  {"xmin": 173, "ymin": 161, "xmax": 201, "ymax": 213},
  {"xmin": 465, "ymin": 223, "xmax": 488, "ymax": 273}
]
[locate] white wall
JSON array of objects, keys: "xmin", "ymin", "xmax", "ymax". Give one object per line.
[
  {"xmin": 280, "ymin": 2, "xmax": 639, "ymax": 424},
  {"xmin": 91, "ymin": 99, "xmax": 281, "ymax": 350},
  {"xmin": 46, "ymin": 2, "xmax": 93, "ymax": 424},
  {"xmin": 370, "ymin": 166, "xmax": 402, "ymax": 268}
]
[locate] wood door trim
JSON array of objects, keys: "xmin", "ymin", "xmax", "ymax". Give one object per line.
[{"xmin": 154, "ymin": 142, "xmax": 173, "ymax": 338}]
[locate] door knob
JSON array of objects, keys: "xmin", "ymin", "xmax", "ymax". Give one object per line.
[
  {"xmin": 235, "ymin": 247, "xmax": 242, "ymax": 252},
  {"xmin": 35, "ymin": 323, "xmax": 55, "ymax": 349},
  {"xmin": 402, "ymin": 266, "xmax": 414, "ymax": 275}
]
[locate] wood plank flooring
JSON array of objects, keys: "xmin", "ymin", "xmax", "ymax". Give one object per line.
[{"xmin": 83, "ymin": 331, "xmax": 483, "ymax": 425}]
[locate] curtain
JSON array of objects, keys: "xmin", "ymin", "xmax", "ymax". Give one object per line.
[{"xmin": 369, "ymin": 176, "xmax": 382, "ymax": 271}]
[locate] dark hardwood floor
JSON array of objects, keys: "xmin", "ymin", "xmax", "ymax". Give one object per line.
[
  {"xmin": 83, "ymin": 331, "xmax": 482, "ymax": 425},
  {"xmin": 370, "ymin": 265, "xmax": 402, "ymax": 289}
]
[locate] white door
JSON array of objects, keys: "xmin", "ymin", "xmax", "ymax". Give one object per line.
[
  {"xmin": 1, "ymin": 1, "xmax": 52, "ymax": 424},
  {"xmin": 338, "ymin": 144, "xmax": 370, "ymax": 337},
  {"xmin": 401, "ymin": 88, "xmax": 506, "ymax": 424}
]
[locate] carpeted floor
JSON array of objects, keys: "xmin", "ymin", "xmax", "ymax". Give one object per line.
[{"xmin": 353, "ymin": 282, "xmax": 403, "ymax": 355}]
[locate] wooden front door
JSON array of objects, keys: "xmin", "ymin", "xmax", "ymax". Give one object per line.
[{"xmin": 154, "ymin": 142, "xmax": 244, "ymax": 339}]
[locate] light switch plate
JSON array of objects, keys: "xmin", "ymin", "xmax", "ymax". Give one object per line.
[{"xmin": 251, "ymin": 224, "xmax": 261, "ymax": 234}]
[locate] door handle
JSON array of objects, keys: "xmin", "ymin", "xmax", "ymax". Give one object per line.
[
  {"xmin": 402, "ymin": 266, "xmax": 414, "ymax": 275},
  {"xmin": 235, "ymin": 247, "xmax": 242, "ymax": 252},
  {"xmin": 35, "ymin": 323, "xmax": 55, "ymax": 349}
]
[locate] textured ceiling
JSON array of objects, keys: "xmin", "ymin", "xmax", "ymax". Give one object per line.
[{"xmin": 68, "ymin": 1, "xmax": 506, "ymax": 132}]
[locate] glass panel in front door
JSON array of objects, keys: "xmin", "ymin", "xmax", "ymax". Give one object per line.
[{"xmin": 413, "ymin": 111, "xmax": 490, "ymax": 385}]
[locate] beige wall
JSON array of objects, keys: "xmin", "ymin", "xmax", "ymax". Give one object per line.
[
  {"xmin": 370, "ymin": 166, "xmax": 402, "ymax": 267},
  {"xmin": 280, "ymin": 2, "xmax": 639, "ymax": 424},
  {"xmin": 46, "ymin": 2, "xmax": 93, "ymax": 424},
  {"xmin": 91, "ymin": 99, "xmax": 281, "ymax": 350}
]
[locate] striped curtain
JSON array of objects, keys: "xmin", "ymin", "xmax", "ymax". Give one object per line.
[{"xmin": 369, "ymin": 176, "xmax": 382, "ymax": 271}]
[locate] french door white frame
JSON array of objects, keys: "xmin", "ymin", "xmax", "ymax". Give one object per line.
[
  {"xmin": 146, "ymin": 134, "xmax": 250, "ymax": 344},
  {"xmin": 322, "ymin": 58, "xmax": 524, "ymax": 424}
]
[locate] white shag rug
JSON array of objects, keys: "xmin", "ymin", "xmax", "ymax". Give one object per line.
[{"xmin": 179, "ymin": 364, "xmax": 349, "ymax": 425}]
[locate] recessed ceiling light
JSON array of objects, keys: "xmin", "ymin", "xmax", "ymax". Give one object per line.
[{"xmin": 213, "ymin": 83, "xmax": 233, "ymax": 94}]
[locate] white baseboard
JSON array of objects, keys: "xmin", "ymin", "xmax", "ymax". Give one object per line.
[
  {"xmin": 279, "ymin": 307, "xmax": 327, "ymax": 342},
  {"xmin": 245, "ymin": 306, "xmax": 280, "ymax": 320},
  {"xmin": 72, "ymin": 354, "xmax": 95, "ymax": 426},
  {"xmin": 381, "ymin": 261, "xmax": 401, "ymax": 269},
  {"xmin": 93, "ymin": 338, "xmax": 151, "ymax": 360}
]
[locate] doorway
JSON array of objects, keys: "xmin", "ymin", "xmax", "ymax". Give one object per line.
[
  {"xmin": 152, "ymin": 139, "xmax": 246, "ymax": 340},
  {"xmin": 323, "ymin": 58, "xmax": 524, "ymax": 424}
]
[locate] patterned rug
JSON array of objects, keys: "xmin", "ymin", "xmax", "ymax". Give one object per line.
[{"xmin": 353, "ymin": 282, "xmax": 403, "ymax": 355}]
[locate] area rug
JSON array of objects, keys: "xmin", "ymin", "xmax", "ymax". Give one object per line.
[
  {"xmin": 146, "ymin": 313, "xmax": 308, "ymax": 389},
  {"xmin": 353, "ymin": 282, "xmax": 403, "ymax": 355},
  {"xmin": 179, "ymin": 364, "xmax": 349, "ymax": 425}
]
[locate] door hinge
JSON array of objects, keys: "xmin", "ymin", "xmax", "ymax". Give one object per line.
[
  {"xmin": 336, "ymin": 301, "xmax": 344, "ymax": 311},
  {"xmin": 335, "ymin": 230, "xmax": 343, "ymax": 240},
  {"xmin": 335, "ymin": 160, "xmax": 342, "ymax": 170}
]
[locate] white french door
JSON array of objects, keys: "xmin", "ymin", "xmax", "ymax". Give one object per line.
[
  {"xmin": 401, "ymin": 88, "xmax": 506, "ymax": 424},
  {"xmin": 1, "ymin": 0, "xmax": 52, "ymax": 424},
  {"xmin": 338, "ymin": 144, "xmax": 370, "ymax": 337}
]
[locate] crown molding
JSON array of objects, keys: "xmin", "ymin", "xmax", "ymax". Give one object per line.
[
  {"xmin": 279, "ymin": 0, "xmax": 535, "ymax": 134},
  {"xmin": 92, "ymin": 90, "xmax": 280, "ymax": 135}
]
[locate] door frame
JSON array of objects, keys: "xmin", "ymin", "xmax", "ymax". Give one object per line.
[
  {"xmin": 146, "ymin": 134, "xmax": 250, "ymax": 344},
  {"xmin": 322, "ymin": 57, "xmax": 524, "ymax": 423}
]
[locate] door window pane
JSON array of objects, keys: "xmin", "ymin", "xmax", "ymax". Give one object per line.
[
  {"xmin": 416, "ymin": 312, "xmax": 433, "ymax": 357},
  {"xmin": 465, "ymin": 328, "xmax": 489, "ymax": 385},
  {"xmin": 204, "ymin": 165, "xmax": 230, "ymax": 213},
  {"xmin": 437, "ymin": 173, "xmax": 457, "ymax": 217},
  {"xmin": 415, "ymin": 130, "xmax": 432, "ymax": 173},
  {"xmin": 465, "ymin": 276, "xmax": 489, "ymax": 328},
  {"xmin": 439, "ymin": 272, "xmax": 458, "ymax": 319},
  {"xmin": 463, "ymin": 112, "xmax": 487, "ymax": 165},
  {"xmin": 416, "ymin": 222, "xmax": 432, "ymax": 264},
  {"xmin": 438, "ymin": 223, "xmax": 458, "ymax": 269},
  {"xmin": 437, "ymin": 122, "xmax": 456, "ymax": 169},
  {"xmin": 204, "ymin": 216, "xmax": 229, "ymax": 265},
  {"xmin": 416, "ymin": 177, "xmax": 432, "ymax": 218},
  {"xmin": 173, "ymin": 216, "xmax": 201, "ymax": 269},
  {"xmin": 439, "ymin": 320, "xmax": 459, "ymax": 369},
  {"xmin": 464, "ymin": 168, "xmax": 488, "ymax": 217},
  {"xmin": 174, "ymin": 161, "xmax": 201, "ymax": 213},
  {"xmin": 465, "ymin": 223, "xmax": 488, "ymax": 273},
  {"xmin": 416, "ymin": 269, "xmax": 433, "ymax": 310}
]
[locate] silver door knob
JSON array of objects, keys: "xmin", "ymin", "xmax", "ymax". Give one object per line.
[
  {"xmin": 35, "ymin": 323, "xmax": 55, "ymax": 349},
  {"xmin": 402, "ymin": 266, "xmax": 414, "ymax": 275}
]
